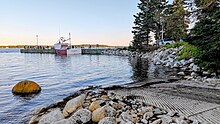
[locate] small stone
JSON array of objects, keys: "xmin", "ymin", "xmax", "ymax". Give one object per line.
[
  {"xmin": 39, "ymin": 108, "xmax": 64, "ymax": 124},
  {"xmin": 89, "ymin": 101, "xmax": 101, "ymax": 112},
  {"xmin": 151, "ymin": 119, "xmax": 162, "ymax": 124},
  {"xmin": 191, "ymin": 72, "xmax": 198, "ymax": 77},
  {"xmin": 160, "ymin": 115, "xmax": 172, "ymax": 123},
  {"xmin": 12, "ymin": 80, "xmax": 41, "ymax": 94},
  {"xmin": 177, "ymin": 72, "xmax": 185, "ymax": 76},
  {"xmin": 143, "ymin": 112, "xmax": 154, "ymax": 120},
  {"xmin": 141, "ymin": 106, "xmax": 154, "ymax": 113},
  {"xmin": 131, "ymin": 117, "xmax": 140, "ymax": 123},
  {"xmin": 154, "ymin": 108, "xmax": 163, "ymax": 115},
  {"xmin": 141, "ymin": 119, "xmax": 148, "ymax": 124},
  {"xmin": 98, "ymin": 117, "xmax": 116, "ymax": 124}
]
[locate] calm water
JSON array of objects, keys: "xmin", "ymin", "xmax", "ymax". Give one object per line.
[{"xmin": 0, "ymin": 49, "xmax": 176, "ymax": 124}]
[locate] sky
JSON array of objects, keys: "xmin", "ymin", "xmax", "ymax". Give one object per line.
[
  {"xmin": 0, "ymin": 0, "xmax": 173, "ymax": 46},
  {"xmin": 0, "ymin": 0, "xmax": 140, "ymax": 46}
]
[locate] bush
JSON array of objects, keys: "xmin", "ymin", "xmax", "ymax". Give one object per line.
[
  {"xmin": 165, "ymin": 41, "xmax": 187, "ymax": 49},
  {"xmin": 177, "ymin": 43, "xmax": 200, "ymax": 60}
]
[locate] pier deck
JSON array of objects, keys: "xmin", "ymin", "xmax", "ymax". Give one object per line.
[{"xmin": 20, "ymin": 48, "xmax": 108, "ymax": 55}]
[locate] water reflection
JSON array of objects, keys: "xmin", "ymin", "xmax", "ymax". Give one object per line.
[
  {"xmin": 130, "ymin": 57, "xmax": 149, "ymax": 82},
  {"xmin": 129, "ymin": 56, "xmax": 178, "ymax": 82}
]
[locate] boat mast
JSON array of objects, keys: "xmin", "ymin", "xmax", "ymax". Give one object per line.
[{"xmin": 69, "ymin": 33, "xmax": 71, "ymax": 48}]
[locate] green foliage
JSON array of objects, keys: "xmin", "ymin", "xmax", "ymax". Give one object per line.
[
  {"xmin": 177, "ymin": 43, "xmax": 200, "ymax": 60},
  {"xmin": 187, "ymin": 0, "xmax": 220, "ymax": 72},
  {"xmin": 165, "ymin": 41, "xmax": 187, "ymax": 48}
]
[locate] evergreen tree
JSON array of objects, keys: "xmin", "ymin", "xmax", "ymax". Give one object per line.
[
  {"xmin": 132, "ymin": 0, "xmax": 155, "ymax": 50},
  {"xmin": 163, "ymin": 0, "xmax": 189, "ymax": 41},
  {"xmin": 188, "ymin": 0, "xmax": 220, "ymax": 72}
]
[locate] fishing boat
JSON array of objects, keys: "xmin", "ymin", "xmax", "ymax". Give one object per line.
[{"xmin": 54, "ymin": 33, "xmax": 81, "ymax": 55}]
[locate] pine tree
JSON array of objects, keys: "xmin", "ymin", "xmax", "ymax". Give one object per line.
[
  {"xmin": 163, "ymin": 0, "xmax": 189, "ymax": 41},
  {"xmin": 132, "ymin": 0, "xmax": 155, "ymax": 50}
]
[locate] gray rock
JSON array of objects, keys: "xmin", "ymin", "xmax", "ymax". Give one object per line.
[
  {"xmin": 141, "ymin": 119, "xmax": 148, "ymax": 124},
  {"xmin": 39, "ymin": 108, "xmax": 64, "ymax": 124},
  {"xmin": 72, "ymin": 109, "xmax": 91, "ymax": 123},
  {"xmin": 175, "ymin": 118, "xmax": 187, "ymax": 124},
  {"xmin": 98, "ymin": 117, "xmax": 116, "ymax": 124},
  {"xmin": 159, "ymin": 115, "xmax": 172, "ymax": 123},
  {"xmin": 52, "ymin": 119, "xmax": 75, "ymax": 124},
  {"xmin": 192, "ymin": 64, "xmax": 200, "ymax": 72},
  {"xmin": 180, "ymin": 59, "xmax": 187, "ymax": 66},
  {"xmin": 141, "ymin": 106, "xmax": 154, "ymax": 113},
  {"xmin": 191, "ymin": 72, "xmax": 198, "ymax": 77},
  {"xmin": 177, "ymin": 72, "xmax": 185, "ymax": 76},
  {"xmin": 151, "ymin": 119, "xmax": 162, "ymax": 124},
  {"xmin": 143, "ymin": 112, "xmax": 153, "ymax": 120}
]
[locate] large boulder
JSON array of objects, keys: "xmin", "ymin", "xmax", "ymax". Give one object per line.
[
  {"xmin": 92, "ymin": 105, "xmax": 116, "ymax": 122},
  {"xmin": 63, "ymin": 94, "xmax": 86, "ymax": 117},
  {"xmin": 39, "ymin": 108, "xmax": 64, "ymax": 124},
  {"xmin": 12, "ymin": 80, "xmax": 41, "ymax": 95},
  {"xmin": 71, "ymin": 109, "xmax": 91, "ymax": 123}
]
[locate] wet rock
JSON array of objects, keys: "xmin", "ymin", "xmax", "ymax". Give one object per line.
[
  {"xmin": 89, "ymin": 101, "xmax": 101, "ymax": 112},
  {"xmin": 12, "ymin": 80, "xmax": 41, "ymax": 95},
  {"xmin": 92, "ymin": 105, "xmax": 116, "ymax": 122},
  {"xmin": 63, "ymin": 94, "xmax": 86, "ymax": 117},
  {"xmin": 71, "ymin": 109, "xmax": 91, "ymax": 123},
  {"xmin": 39, "ymin": 108, "xmax": 64, "ymax": 124},
  {"xmin": 98, "ymin": 117, "xmax": 116, "ymax": 124}
]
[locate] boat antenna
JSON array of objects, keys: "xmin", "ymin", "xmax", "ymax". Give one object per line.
[
  {"xmin": 69, "ymin": 33, "xmax": 71, "ymax": 48},
  {"xmin": 59, "ymin": 25, "xmax": 61, "ymax": 38}
]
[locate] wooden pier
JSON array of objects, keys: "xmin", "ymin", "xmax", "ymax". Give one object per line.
[{"xmin": 20, "ymin": 48, "xmax": 108, "ymax": 55}]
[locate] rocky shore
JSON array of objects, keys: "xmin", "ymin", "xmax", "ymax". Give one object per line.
[
  {"xmin": 29, "ymin": 87, "xmax": 198, "ymax": 124},
  {"xmin": 133, "ymin": 46, "xmax": 219, "ymax": 84}
]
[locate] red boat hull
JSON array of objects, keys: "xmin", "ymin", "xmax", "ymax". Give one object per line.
[{"xmin": 55, "ymin": 49, "xmax": 67, "ymax": 55}]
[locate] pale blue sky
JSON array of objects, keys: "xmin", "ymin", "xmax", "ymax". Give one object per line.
[{"xmin": 0, "ymin": 0, "xmax": 172, "ymax": 46}]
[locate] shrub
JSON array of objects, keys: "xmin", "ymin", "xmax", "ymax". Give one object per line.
[
  {"xmin": 165, "ymin": 41, "xmax": 187, "ymax": 49},
  {"xmin": 177, "ymin": 42, "xmax": 200, "ymax": 60}
]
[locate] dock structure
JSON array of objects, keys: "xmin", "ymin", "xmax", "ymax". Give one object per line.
[
  {"xmin": 20, "ymin": 49, "xmax": 55, "ymax": 54},
  {"xmin": 20, "ymin": 48, "xmax": 110, "ymax": 55}
]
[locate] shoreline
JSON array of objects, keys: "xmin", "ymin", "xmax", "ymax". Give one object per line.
[{"xmin": 28, "ymin": 77, "xmax": 220, "ymax": 124}]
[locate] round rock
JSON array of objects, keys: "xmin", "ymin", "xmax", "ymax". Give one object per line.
[{"xmin": 12, "ymin": 80, "xmax": 41, "ymax": 95}]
